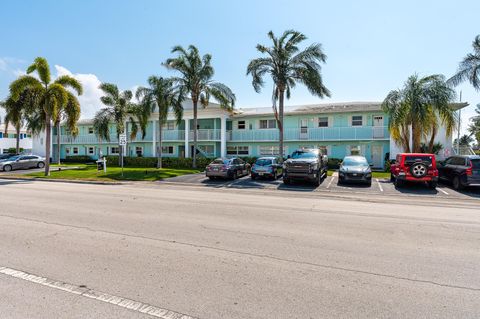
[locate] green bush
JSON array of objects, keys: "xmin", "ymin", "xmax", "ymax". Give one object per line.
[
  {"xmin": 7, "ymin": 147, "xmax": 24, "ymax": 154},
  {"xmin": 327, "ymin": 158, "xmax": 342, "ymax": 169},
  {"xmin": 64, "ymin": 155, "xmax": 94, "ymax": 163},
  {"xmin": 103, "ymin": 156, "xmax": 215, "ymax": 169}
]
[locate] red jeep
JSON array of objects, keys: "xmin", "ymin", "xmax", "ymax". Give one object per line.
[{"xmin": 390, "ymin": 153, "xmax": 439, "ymax": 189}]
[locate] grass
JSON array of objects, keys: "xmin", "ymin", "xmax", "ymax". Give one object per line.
[
  {"xmin": 26, "ymin": 164, "xmax": 200, "ymax": 181},
  {"xmin": 328, "ymin": 170, "xmax": 391, "ymax": 179}
]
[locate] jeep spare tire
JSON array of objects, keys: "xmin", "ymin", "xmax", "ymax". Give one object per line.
[{"xmin": 410, "ymin": 162, "xmax": 427, "ymax": 178}]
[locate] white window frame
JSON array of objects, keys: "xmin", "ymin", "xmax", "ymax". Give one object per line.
[
  {"xmin": 88, "ymin": 147, "xmax": 95, "ymax": 155},
  {"xmin": 318, "ymin": 117, "xmax": 329, "ymax": 128},
  {"xmin": 88, "ymin": 127, "xmax": 94, "ymax": 134},
  {"xmin": 161, "ymin": 146, "xmax": 174, "ymax": 154},
  {"xmin": 135, "ymin": 146, "xmax": 143, "ymax": 156},
  {"xmin": 348, "ymin": 145, "xmax": 364, "ymax": 156},
  {"xmin": 110, "ymin": 147, "xmax": 119, "ymax": 155},
  {"xmin": 65, "ymin": 148, "xmax": 70, "ymax": 155},
  {"xmin": 259, "ymin": 119, "xmax": 276, "ymax": 129},
  {"xmin": 166, "ymin": 122, "xmax": 175, "ymax": 130},
  {"xmin": 259, "ymin": 145, "xmax": 286, "ymax": 156},
  {"xmin": 351, "ymin": 115, "xmax": 363, "ymax": 127},
  {"xmin": 237, "ymin": 120, "xmax": 246, "ymax": 130},
  {"xmin": 73, "ymin": 147, "xmax": 79, "ymax": 155},
  {"xmin": 227, "ymin": 145, "xmax": 249, "ymax": 156}
]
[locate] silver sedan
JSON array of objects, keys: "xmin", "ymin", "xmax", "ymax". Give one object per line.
[{"xmin": 0, "ymin": 155, "xmax": 46, "ymax": 172}]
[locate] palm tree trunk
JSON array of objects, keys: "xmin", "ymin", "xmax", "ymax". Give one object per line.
[
  {"xmin": 56, "ymin": 121, "xmax": 61, "ymax": 165},
  {"xmin": 158, "ymin": 120, "xmax": 163, "ymax": 169},
  {"xmin": 15, "ymin": 124, "xmax": 20, "ymax": 155},
  {"xmin": 411, "ymin": 122, "xmax": 421, "ymax": 153},
  {"xmin": 428, "ymin": 126, "xmax": 437, "ymax": 153},
  {"xmin": 278, "ymin": 89, "xmax": 285, "ymax": 158},
  {"xmin": 118, "ymin": 133, "xmax": 122, "ymax": 166},
  {"xmin": 192, "ymin": 99, "xmax": 198, "ymax": 168},
  {"xmin": 45, "ymin": 115, "xmax": 51, "ymax": 176}
]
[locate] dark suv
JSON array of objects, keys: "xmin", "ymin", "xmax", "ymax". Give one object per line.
[
  {"xmin": 390, "ymin": 153, "xmax": 438, "ymax": 189},
  {"xmin": 283, "ymin": 148, "xmax": 328, "ymax": 186},
  {"xmin": 438, "ymin": 155, "xmax": 480, "ymax": 190}
]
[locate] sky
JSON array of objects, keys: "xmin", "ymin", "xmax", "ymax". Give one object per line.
[{"xmin": 0, "ymin": 0, "xmax": 479, "ymax": 135}]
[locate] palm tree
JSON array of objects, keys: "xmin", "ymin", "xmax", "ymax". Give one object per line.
[
  {"xmin": 93, "ymin": 83, "xmax": 151, "ymax": 165},
  {"xmin": 136, "ymin": 76, "xmax": 184, "ymax": 169},
  {"xmin": 247, "ymin": 30, "xmax": 330, "ymax": 158},
  {"xmin": 468, "ymin": 104, "xmax": 480, "ymax": 144},
  {"xmin": 454, "ymin": 134, "xmax": 474, "ymax": 147},
  {"xmin": 448, "ymin": 35, "xmax": 480, "ymax": 90},
  {"xmin": 164, "ymin": 45, "xmax": 236, "ymax": 168},
  {"xmin": 54, "ymin": 92, "xmax": 81, "ymax": 164},
  {"xmin": 382, "ymin": 74, "xmax": 457, "ymax": 153},
  {"xmin": 9, "ymin": 57, "xmax": 83, "ymax": 176}
]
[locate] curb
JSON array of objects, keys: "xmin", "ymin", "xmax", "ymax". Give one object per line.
[{"xmin": 0, "ymin": 175, "xmax": 122, "ymax": 186}]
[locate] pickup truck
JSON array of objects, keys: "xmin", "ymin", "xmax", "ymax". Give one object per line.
[{"xmin": 283, "ymin": 148, "xmax": 328, "ymax": 186}]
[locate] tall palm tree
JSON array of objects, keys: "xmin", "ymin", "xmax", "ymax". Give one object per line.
[
  {"xmin": 382, "ymin": 74, "xmax": 457, "ymax": 153},
  {"xmin": 9, "ymin": 57, "xmax": 83, "ymax": 176},
  {"xmin": 93, "ymin": 83, "xmax": 151, "ymax": 165},
  {"xmin": 164, "ymin": 45, "xmax": 236, "ymax": 168},
  {"xmin": 136, "ymin": 76, "xmax": 184, "ymax": 169},
  {"xmin": 54, "ymin": 92, "xmax": 81, "ymax": 164},
  {"xmin": 448, "ymin": 35, "xmax": 480, "ymax": 90},
  {"xmin": 247, "ymin": 30, "xmax": 330, "ymax": 158},
  {"xmin": 467, "ymin": 103, "xmax": 480, "ymax": 144}
]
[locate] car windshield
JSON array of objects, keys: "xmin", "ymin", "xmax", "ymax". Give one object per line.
[
  {"xmin": 343, "ymin": 157, "xmax": 368, "ymax": 167},
  {"xmin": 211, "ymin": 159, "xmax": 229, "ymax": 165},
  {"xmin": 291, "ymin": 151, "xmax": 317, "ymax": 159},
  {"xmin": 471, "ymin": 159, "xmax": 480, "ymax": 169},
  {"xmin": 255, "ymin": 159, "xmax": 273, "ymax": 166}
]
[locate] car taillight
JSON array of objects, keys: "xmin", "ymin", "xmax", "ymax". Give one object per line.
[{"xmin": 466, "ymin": 161, "xmax": 473, "ymax": 176}]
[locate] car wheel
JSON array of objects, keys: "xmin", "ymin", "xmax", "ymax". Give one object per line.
[
  {"xmin": 208, "ymin": 176, "xmax": 215, "ymax": 180},
  {"xmin": 390, "ymin": 173, "xmax": 395, "ymax": 182},
  {"xmin": 251, "ymin": 174, "xmax": 256, "ymax": 180},
  {"xmin": 337, "ymin": 177, "xmax": 343, "ymax": 185},
  {"xmin": 367, "ymin": 180, "xmax": 372, "ymax": 187},
  {"xmin": 394, "ymin": 178, "xmax": 403, "ymax": 188},
  {"xmin": 273, "ymin": 171, "xmax": 278, "ymax": 180},
  {"xmin": 452, "ymin": 176, "xmax": 464, "ymax": 190},
  {"xmin": 3, "ymin": 165, "xmax": 12, "ymax": 172},
  {"xmin": 233, "ymin": 171, "xmax": 238, "ymax": 180},
  {"xmin": 313, "ymin": 174, "xmax": 320, "ymax": 187},
  {"xmin": 37, "ymin": 162, "xmax": 45, "ymax": 168},
  {"xmin": 428, "ymin": 181, "xmax": 437, "ymax": 189}
]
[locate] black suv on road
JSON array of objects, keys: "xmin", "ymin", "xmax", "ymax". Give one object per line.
[
  {"xmin": 283, "ymin": 148, "xmax": 328, "ymax": 186},
  {"xmin": 438, "ymin": 155, "xmax": 480, "ymax": 190}
]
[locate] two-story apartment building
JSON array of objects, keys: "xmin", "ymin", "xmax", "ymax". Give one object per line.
[
  {"xmin": 32, "ymin": 100, "xmax": 466, "ymax": 169},
  {"xmin": 0, "ymin": 124, "xmax": 32, "ymax": 154}
]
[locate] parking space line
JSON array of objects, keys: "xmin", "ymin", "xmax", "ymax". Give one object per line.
[
  {"xmin": 375, "ymin": 178, "xmax": 383, "ymax": 192},
  {"xmin": 327, "ymin": 176, "xmax": 335, "ymax": 189},
  {"xmin": 437, "ymin": 187, "xmax": 449, "ymax": 195}
]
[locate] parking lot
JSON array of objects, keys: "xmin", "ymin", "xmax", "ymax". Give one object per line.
[{"xmin": 164, "ymin": 172, "xmax": 480, "ymax": 199}]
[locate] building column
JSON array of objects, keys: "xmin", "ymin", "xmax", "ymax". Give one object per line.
[
  {"xmin": 184, "ymin": 118, "xmax": 190, "ymax": 158},
  {"xmin": 220, "ymin": 115, "xmax": 227, "ymax": 157},
  {"xmin": 152, "ymin": 120, "xmax": 156, "ymax": 157}
]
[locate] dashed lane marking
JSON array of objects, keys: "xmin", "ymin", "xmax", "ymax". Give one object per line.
[
  {"xmin": 326, "ymin": 176, "xmax": 335, "ymax": 189},
  {"xmin": 0, "ymin": 266, "xmax": 197, "ymax": 319},
  {"xmin": 376, "ymin": 179, "xmax": 384, "ymax": 192},
  {"xmin": 437, "ymin": 187, "xmax": 449, "ymax": 195}
]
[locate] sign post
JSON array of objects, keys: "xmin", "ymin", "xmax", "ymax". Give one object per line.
[{"xmin": 119, "ymin": 133, "xmax": 127, "ymax": 177}]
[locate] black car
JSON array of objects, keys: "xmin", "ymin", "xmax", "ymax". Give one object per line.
[
  {"xmin": 283, "ymin": 148, "xmax": 328, "ymax": 186},
  {"xmin": 338, "ymin": 156, "xmax": 372, "ymax": 186},
  {"xmin": 438, "ymin": 155, "xmax": 480, "ymax": 190}
]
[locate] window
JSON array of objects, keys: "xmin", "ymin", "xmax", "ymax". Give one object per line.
[
  {"xmin": 237, "ymin": 121, "xmax": 246, "ymax": 130},
  {"xmin": 349, "ymin": 145, "xmax": 361, "ymax": 156},
  {"xmin": 167, "ymin": 122, "xmax": 175, "ymax": 130},
  {"xmin": 227, "ymin": 146, "xmax": 249, "ymax": 155},
  {"xmin": 110, "ymin": 147, "xmax": 119, "ymax": 155},
  {"xmin": 0, "ymin": 132, "xmax": 3, "ymax": 138},
  {"xmin": 259, "ymin": 145, "xmax": 285, "ymax": 156},
  {"xmin": 318, "ymin": 117, "xmax": 329, "ymax": 127},
  {"xmin": 88, "ymin": 127, "xmax": 94, "ymax": 134},
  {"xmin": 65, "ymin": 148, "xmax": 70, "ymax": 155},
  {"xmin": 161, "ymin": 146, "xmax": 174, "ymax": 154},
  {"xmin": 351, "ymin": 115, "xmax": 363, "ymax": 126},
  {"xmin": 88, "ymin": 147, "xmax": 95, "ymax": 155},
  {"xmin": 259, "ymin": 119, "xmax": 276, "ymax": 129},
  {"xmin": 136, "ymin": 147, "xmax": 143, "ymax": 157},
  {"xmin": 73, "ymin": 147, "xmax": 79, "ymax": 155},
  {"xmin": 451, "ymin": 157, "xmax": 466, "ymax": 166}
]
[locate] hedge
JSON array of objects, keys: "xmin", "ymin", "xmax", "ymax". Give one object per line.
[
  {"xmin": 64, "ymin": 155, "xmax": 95, "ymax": 163},
  {"xmin": 327, "ymin": 158, "xmax": 342, "ymax": 169}
]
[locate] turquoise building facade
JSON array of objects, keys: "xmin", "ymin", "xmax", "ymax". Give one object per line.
[{"xmin": 52, "ymin": 101, "xmax": 391, "ymax": 168}]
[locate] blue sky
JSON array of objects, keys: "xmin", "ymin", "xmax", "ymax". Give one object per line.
[{"xmin": 0, "ymin": 0, "xmax": 479, "ymax": 133}]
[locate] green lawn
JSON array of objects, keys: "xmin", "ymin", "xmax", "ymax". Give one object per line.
[{"xmin": 26, "ymin": 164, "xmax": 200, "ymax": 181}]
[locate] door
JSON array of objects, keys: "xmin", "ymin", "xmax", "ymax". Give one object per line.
[
  {"xmin": 371, "ymin": 145, "xmax": 383, "ymax": 168},
  {"xmin": 15, "ymin": 156, "xmax": 29, "ymax": 169},
  {"xmin": 299, "ymin": 119, "xmax": 308, "ymax": 139},
  {"xmin": 373, "ymin": 116, "xmax": 384, "ymax": 138}
]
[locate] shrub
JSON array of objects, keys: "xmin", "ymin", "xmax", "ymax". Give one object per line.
[
  {"xmin": 7, "ymin": 147, "xmax": 23, "ymax": 154},
  {"xmin": 327, "ymin": 158, "xmax": 342, "ymax": 169},
  {"xmin": 64, "ymin": 155, "xmax": 94, "ymax": 163},
  {"xmin": 103, "ymin": 156, "xmax": 215, "ymax": 170}
]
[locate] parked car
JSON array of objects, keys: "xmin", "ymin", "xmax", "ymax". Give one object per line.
[
  {"xmin": 338, "ymin": 156, "xmax": 372, "ymax": 186},
  {"xmin": 205, "ymin": 157, "xmax": 251, "ymax": 180},
  {"xmin": 251, "ymin": 157, "xmax": 283, "ymax": 180},
  {"xmin": 0, "ymin": 155, "xmax": 46, "ymax": 172},
  {"xmin": 438, "ymin": 155, "xmax": 480, "ymax": 190},
  {"xmin": 390, "ymin": 153, "xmax": 438, "ymax": 189},
  {"xmin": 0, "ymin": 153, "xmax": 18, "ymax": 161},
  {"xmin": 283, "ymin": 148, "xmax": 328, "ymax": 186}
]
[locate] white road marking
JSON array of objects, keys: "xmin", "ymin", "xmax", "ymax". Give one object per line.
[
  {"xmin": 376, "ymin": 179, "xmax": 383, "ymax": 192},
  {"xmin": 0, "ymin": 266, "xmax": 197, "ymax": 319},
  {"xmin": 437, "ymin": 187, "xmax": 449, "ymax": 195},
  {"xmin": 326, "ymin": 176, "xmax": 335, "ymax": 189}
]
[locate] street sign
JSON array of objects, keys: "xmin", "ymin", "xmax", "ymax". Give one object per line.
[{"xmin": 119, "ymin": 133, "xmax": 127, "ymax": 146}]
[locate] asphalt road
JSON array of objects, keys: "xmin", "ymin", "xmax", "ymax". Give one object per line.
[{"xmin": 0, "ymin": 178, "xmax": 479, "ymax": 318}]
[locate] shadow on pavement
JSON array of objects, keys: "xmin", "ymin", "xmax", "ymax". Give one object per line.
[
  {"xmin": 438, "ymin": 181, "xmax": 480, "ymax": 199},
  {"xmin": 0, "ymin": 179, "xmax": 32, "ymax": 186},
  {"xmin": 393, "ymin": 181, "xmax": 439, "ymax": 195}
]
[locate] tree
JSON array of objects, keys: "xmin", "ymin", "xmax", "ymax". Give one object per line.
[
  {"xmin": 136, "ymin": 76, "xmax": 184, "ymax": 168},
  {"xmin": 247, "ymin": 30, "xmax": 330, "ymax": 158},
  {"xmin": 9, "ymin": 57, "xmax": 83, "ymax": 176},
  {"xmin": 382, "ymin": 74, "xmax": 457, "ymax": 153},
  {"xmin": 448, "ymin": 35, "xmax": 480, "ymax": 90},
  {"xmin": 468, "ymin": 103, "xmax": 480, "ymax": 145},
  {"xmin": 164, "ymin": 45, "xmax": 236, "ymax": 168},
  {"xmin": 54, "ymin": 91, "xmax": 81, "ymax": 164},
  {"xmin": 93, "ymin": 83, "xmax": 151, "ymax": 165},
  {"xmin": 454, "ymin": 134, "xmax": 474, "ymax": 147}
]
